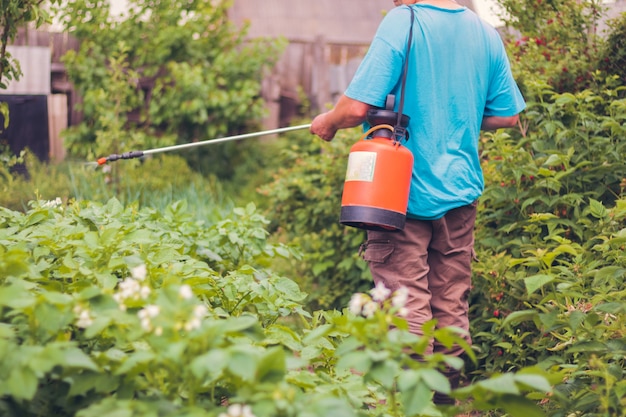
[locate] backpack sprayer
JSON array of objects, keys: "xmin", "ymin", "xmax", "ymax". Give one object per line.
[{"xmin": 339, "ymin": 97, "xmax": 412, "ymax": 232}]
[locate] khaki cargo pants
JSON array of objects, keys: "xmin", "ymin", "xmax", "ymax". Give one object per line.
[{"xmin": 362, "ymin": 201, "xmax": 477, "ymax": 357}]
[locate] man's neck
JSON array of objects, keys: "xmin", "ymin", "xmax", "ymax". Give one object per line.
[{"xmin": 413, "ymin": 0, "xmax": 462, "ymax": 9}]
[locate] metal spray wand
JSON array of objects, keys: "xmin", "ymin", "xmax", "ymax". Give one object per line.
[{"xmin": 95, "ymin": 123, "xmax": 312, "ymax": 165}]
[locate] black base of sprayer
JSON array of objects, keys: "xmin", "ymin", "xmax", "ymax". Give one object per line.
[{"xmin": 340, "ymin": 206, "xmax": 405, "ymax": 232}]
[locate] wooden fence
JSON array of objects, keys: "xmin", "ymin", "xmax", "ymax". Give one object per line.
[
  {"xmin": 1, "ymin": 28, "xmax": 79, "ymax": 162},
  {"xmin": 262, "ymin": 38, "xmax": 370, "ymax": 128}
]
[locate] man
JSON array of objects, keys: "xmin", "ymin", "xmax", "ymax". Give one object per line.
[{"xmin": 310, "ymin": 0, "xmax": 525, "ymax": 405}]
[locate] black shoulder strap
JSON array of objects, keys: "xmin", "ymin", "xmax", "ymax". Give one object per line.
[{"xmin": 394, "ymin": 6, "xmax": 415, "ymax": 143}]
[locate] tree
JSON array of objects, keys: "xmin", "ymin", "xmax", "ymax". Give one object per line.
[
  {"xmin": 55, "ymin": 0, "xmax": 285, "ymax": 177},
  {"xmin": 598, "ymin": 10, "xmax": 626, "ymax": 87},
  {"xmin": 0, "ymin": 0, "xmax": 60, "ymax": 127},
  {"xmin": 496, "ymin": 0, "xmax": 606, "ymax": 93}
]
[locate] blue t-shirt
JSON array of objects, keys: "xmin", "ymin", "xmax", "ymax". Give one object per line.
[{"xmin": 345, "ymin": 4, "xmax": 526, "ymax": 220}]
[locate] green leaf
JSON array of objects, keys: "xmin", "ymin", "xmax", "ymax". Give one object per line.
[
  {"xmin": 272, "ymin": 276, "xmax": 306, "ymax": 301},
  {"xmin": 0, "ymin": 323, "xmax": 14, "ymax": 339},
  {"xmin": 264, "ymin": 324, "xmax": 302, "ymax": 351},
  {"xmin": 593, "ymin": 266, "xmax": 625, "ymax": 286},
  {"xmin": 256, "ymin": 347, "xmax": 286, "ymax": 383},
  {"xmin": 7, "ymin": 367, "xmax": 38, "ymax": 400},
  {"xmin": 24, "ymin": 211, "xmax": 49, "ymax": 227},
  {"xmin": 514, "ymin": 374, "xmax": 553, "ymax": 393},
  {"xmin": 41, "ymin": 290, "xmax": 73, "ymax": 305},
  {"xmin": 114, "ymin": 350, "xmax": 156, "ymax": 376},
  {"xmin": 149, "ymin": 247, "xmax": 180, "ymax": 265},
  {"xmin": 63, "ymin": 347, "xmax": 100, "ymax": 371},
  {"xmin": 0, "ymin": 281, "xmax": 36, "ymax": 309},
  {"xmin": 224, "ymin": 315, "xmax": 261, "ymax": 334},
  {"xmin": 300, "ymin": 397, "xmax": 357, "ymax": 417},
  {"xmin": 227, "ymin": 345, "xmax": 259, "ymax": 381},
  {"xmin": 336, "ymin": 350, "xmax": 371, "ymax": 374},
  {"xmin": 588, "ymin": 199, "xmax": 608, "ymax": 219},
  {"xmin": 500, "ymin": 394, "xmax": 546, "ymax": 417},
  {"xmin": 524, "ymin": 274, "xmax": 555, "ymax": 295},
  {"xmin": 397, "ymin": 369, "xmax": 420, "ymax": 391},
  {"xmin": 568, "ymin": 310, "xmax": 585, "ymax": 332},
  {"xmin": 191, "ymin": 349, "xmax": 228, "ymax": 380},
  {"xmin": 302, "ymin": 323, "xmax": 333, "ymax": 344},
  {"xmin": 67, "ymin": 372, "xmax": 120, "ymax": 396},
  {"xmin": 594, "ymin": 302, "xmax": 625, "ymax": 314},
  {"xmin": 401, "ymin": 379, "xmax": 432, "ymax": 416},
  {"xmin": 367, "ymin": 359, "xmax": 400, "ymax": 390},
  {"xmin": 478, "ymin": 374, "xmax": 520, "ymax": 394},
  {"xmin": 419, "ymin": 368, "xmax": 451, "ymax": 394},
  {"xmin": 555, "ymin": 93, "xmax": 576, "ymax": 105},
  {"xmin": 502, "ymin": 309, "xmax": 538, "ymax": 327},
  {"xmin": 543, "ymin": 154, "xmax": 563, "ymax": 167},
  {"xmin": 84, "ymin": 316, "xmax": 113, "ymax": 339},
  {"xmin": 566, "ymin": 341, "xmax": 608, "ymax": 353}
]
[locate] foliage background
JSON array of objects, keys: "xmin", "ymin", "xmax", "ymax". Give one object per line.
[{"xmin": 1, "ymin": 0, "xmax": 626, "ymax": 416}]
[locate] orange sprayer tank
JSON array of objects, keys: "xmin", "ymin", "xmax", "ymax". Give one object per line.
[{"xmin": 340, "ymin": 129, "xmax": 413, "ymax": 231}]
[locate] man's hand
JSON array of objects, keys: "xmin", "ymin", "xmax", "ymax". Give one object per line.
[
  {"xmin": 310, "ymin": 113, "xmax": 338, "ymax": 142},
  {"xmin": 310, "ymin": 95, "xmax": 372, "ymax": 142}
]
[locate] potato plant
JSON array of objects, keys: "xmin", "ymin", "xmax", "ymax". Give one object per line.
[{"xmin": 0, "ymin": 198, "xmax": 551, "ymax": 417}]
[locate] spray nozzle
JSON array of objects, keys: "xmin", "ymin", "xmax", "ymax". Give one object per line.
[{"xmin": 97, "ymin": 150, "xmax": 145, "ymax": 165}]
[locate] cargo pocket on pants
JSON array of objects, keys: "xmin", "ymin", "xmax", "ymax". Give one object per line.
[{"xmin": 361, "ymin": 239, "xmax": 394, "ymax": 264}]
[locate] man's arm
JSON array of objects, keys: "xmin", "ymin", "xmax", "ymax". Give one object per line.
[
  {"xmin": 310, "ymin": 95, "xmax": 373, "ymax": 141},
  {"xmin": 481, "ymin": 114, "xmax": 519, "ymax": 131}
]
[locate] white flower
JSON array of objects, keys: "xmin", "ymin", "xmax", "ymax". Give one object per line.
[
  {"xmin": 370, "ymin": 282, "xmax": 391, "ymax": 302},
  {"xmin": 140, "ymin": 317, "xmax": 152, "ymax": 331},
  {"xmin": 179, "ymin": 284, "xmax": 193, "ymax": 300},
  {"xmin": 397, "ymin": 307, "xmax": 409, "ymax": 317},
  {"xmin": 140, "ymin": 285, "xmax": 151, "ymax": 299},
  {"xmin": 154, "ymin": 326, "xmax": 163, "ymax": 336},
  {"xmin": 42, "ymin": 197, "xmax": 63, "ymax": 208},
  {"xmin": 138, "ymin": 305, "xmax": 160, "ymax": 319},
  {"xmin": 348, "ymin": 293, "xmax": 368, "ymax": 315},
  {"xmin": 362, "ymin": 301, "xmax": 379, "ymax": 318},
  {"xmin": 138, "ymin": 305, "xmax": 160, "ymax": 332},
  {"xmin": 184, "ymin": 317, "xmax": 202, "ymax": 331},
  {"xmin": 131, "ymin": 264, "xmax": 147, "ymax": 281},
  {"xmin": 113, "ymin": 275, "xmax": 151, "ymax": 309},
  {"xmin": 182, "ymin": 305, "xmax": 206, "ymax": 332},
  {"xmin": 74, "ymin": 305, "xmax": 94, "ymax": 328},
  {"xmin": 391, "ymin": 286, "xmax": 409, "ymax": 308},
  {"xmin": 193, "ymin": 304, "xmax": 208, "ymax": 318},
  {"xmin": 241, "ymin": 405, "xmax": 255, "ymax": 417},
  {"xmin": 219, "ymin": 404, "xmax": 257, "ymax": 417},
  {"xmin": 119, "ymin": 278, "xmax": 140, "ymax": 296}
]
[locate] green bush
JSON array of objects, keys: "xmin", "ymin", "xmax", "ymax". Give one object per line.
[
  {"xmin": 0, "ymin": 198, "xmax": 552, "ymax": 417},
  {"xmin": 258, "ymin": 128, "xmax": 371, "ymax": 311},
  {"xmin": 469, "ymin": 84, "xmax": 626, "ymax": 415},
  {"xmin": 0, "ymin": 150, "xmax": 73, "ymax": 211},
  {"xmin": 56, "ymin": 0, "xmax": 285, "ymax": 181},
  {"xmin": 497, "ymin": 0, "xmax": 606, "ymax": 93},
  {"xmin": 477, "ymin": 82, "xmax": 626, "ymax": 252},
  {"xmin": 0, "ymin": 153, "xmax": 231, "ymax": 218},
  {"xmin": 598, "ymin": 11, "xmax": 626, "ymax": 87}
]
